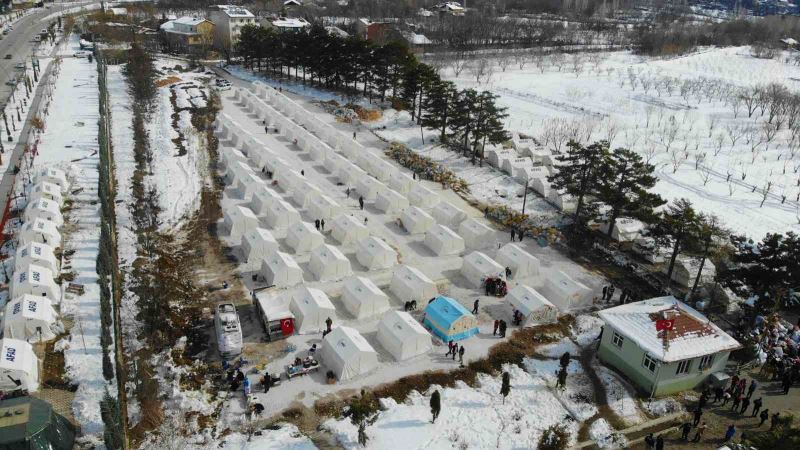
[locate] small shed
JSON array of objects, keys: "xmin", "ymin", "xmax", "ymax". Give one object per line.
[
  {"xmin": 388, "ymin": 171, "xmax": 415, "ymax": 194},
  {"xmin": 375, "ymin": 188, "xmax": 409, "ymax": 214},
  {"xmin": 240, "ymin": 228, "xmax": 279, "ymax": 264},
  {"xmin": 309, "ymin": 245, "xmax": 352, "ymax": 282},
  {"xmin": 0, "ymin": 396, "xmax": 77, "ymax": 449},
  {"xmin": 460, "ymin": 251, "xmax": 505, "ymax": 288},
  {"xmin": 377, "ymin": 310, "xmax": 432, "ymax": 361},
  {"xmin": 341, "ymin": 276, "xmax": 391, "ymax": 319},
  {"xmin": 223, "ymin": 205, "xmax": 259, "ymax": 242},
  {"xmin": 307, "ymin": 194, "xmax": 341, "ymax": 220},
  {"xmin": 289, "ymin": 287, "xmax": 337, "ymax": 334},
  {"xmin": 24, "ymin": 199, "xmax": 63, "ymax": 228},
  {"xmin": 285, "ymin": 222, "xmax": 325, "ymax": 253},
  {"xmin": 2, "ymin": 295, "xmax": 57, "ymax": 342},
  {"xmin": 502, "ymin": 157, "xmax": 534, "ymax": 180},
  {"xmin": 260, "ymin": 252, "xmax": 304, "ymax": 288},
  {"xmin": 423, "ymin": 296, "xmax": 478, "ymax": 342},
  {"xmin": 265, "ymin": 199, "xmax": 302, "ymax": 229},
  {"xmin": 408, "ymin": 184, "xmax": 440, "ymax": 209},
  {"xmin": 250, "ymin": 187, "xmax": 281, "ymax": 216},
  {"xmin": 34, "ymin": 168, "xmax": 69, "ymax": 193},
  {"xmin": 495, "ymin": 243, "xmax": 541, "ymax": 281},
  {"xmin": 486, "ymin": 148, "xmax": 515, "ymax": 169},
  {"xmin": 320, "ymin": 326, "xmax": 378, "ymax": 381},
  {"xmin": 19, "ymin": 219, "xmax": 61, "ymax": 247},
  {"xmin": 514, "ymin": 165, "xmax": 550, "ymax": 185},
  {"xmin": 355, "ymin": 236, "xmax": 397, "ymax": 270},
  {"xmin": 424, "ymin": 224, "xmax": 465, "ymax": 256},
  {"xmin": 390, "ymin": 265, "xmax": 437, "ymax": 302},
  {"xmin": 29, "ymin": 181, "xmax": 64, "ymax": 206},
  {"xmin": 227, "ymin": 161, "xmax": 255, "ymax": 185},
  {"xmin": 356, "ymin": 176, "xmax": 387, "ymax": 202},
  {"xmin": 15, "ymin": 242, "xmax": 58, "ymax": 274},
  {"xmin": 431, "ymin": 201, "xmax": 467, "ymax": 228},
  {"xmin": 11, "ymin": 264, "xmax": 59, "ymax": 301},
  {"xmin": 541, "ymin": 270, "xmax": 593, "ymax": 311},
  {"xmin": 0, "ymin": 338, "xmax": 39, "ymax": 392},
  {"xmin": 400, "ymin": 206, "xmax": 435, "ymax": 234},
  {"xmin": 458, "ymin": 218, "xmax": 494, "ymax": 248},
  {"xmin": 221, "ymin": 148, "xmax": 248, "ymax": 172},
  {"xmin": 506, "ymin": 285, "xmax": 558, "ymax": 327},
  {"xmin": 331, "ymin": 214, "xmax": 369, "ymax": 245}
]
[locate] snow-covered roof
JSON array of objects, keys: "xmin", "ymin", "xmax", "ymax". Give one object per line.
[
  {"xmin": 325, "ymin": 26, "xmax": 349, "ymax": 37},
  {"xmin": 174, "ymin": 16, "xmax": 208, "ymax": 26},
  {"xmin": 284, "ymin": 0, "xmax": 303, "ymax": 5},
  {"xmin": 325, "ymin": 326, "xmax": 376, "ymax": 356},
  {"xmin": 598, "ymin": 296, "xmax": 741, "ymax": 362},
  {"xmin": 402, "ymin": 32, "xmax": 432, "ymax": 45},
  {"xmin": 108, "ymin": 7, "xmax": 127, "ymax": 15},
  {"xmin": 214, "ymin": 5, "xmax": 255, "ymax": 18},
  {"xmin": 781, "ymin": 37, "xmax": 798, "ymax": 45},
  {"xmin": 271, "ymin": 17, "xmax": 310, "ymax": 29}
]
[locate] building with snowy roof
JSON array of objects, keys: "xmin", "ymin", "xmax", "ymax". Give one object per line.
[
  {"xmin": 209, "ymin": 5, "xmax": 256, "ymax": 51},
  {"xmin": 506, "ymin": 285, "xmax": 558, "ymax": 327},
  {"xmin": 2, "ymin": 295, "xmax": 57, "ymax": 342},
  {"xmin": 265, "ymin": 199, "xmax": 302, "ymax": 229},
  {"xmin": 486, "ymin": 148, "xmax": 515, "ymax": 169},
  {"xmin": 460, "ymin": 251, "xmax": 505, "ymax": 288},
  {"xmin": 600, "ymin": 218, "xmax": 646, "ymax": 243},
  {"xmin": 597, "ymin": 297, "xmax": 741, "ymax": 396},
  {"xmin": 377, "ymin": 310, "xmax": 432, "ymax": 361},
  {"xmin": 309, "ymin": 245, "xmax": 352, "ymax": 282},
  {"xmin": 320, "ymin": 326, "xmax": 378, "ymax": 381},
  {"xmin": 285, "ymin": 222, "xmax": 325, "ymax": 254},
  {"xmin": 423, "ymin": 296, "xmax": 477, "ymax": 342},
  {"xmin": 540, "ymin": 270, "xmax": 593, "ymax": 312},
  {"xmin": 307, "ymin": 194, "xmax": 341, "ymax": 220},
  {"xmin": 355, "ymin": 236, "xmax": 397, "ymax": 270},
  {"xmin": 514, "ymin": 165, "xmax": 550, "ymax": 185},
  {"xmin": 424, "ymin": 224, "xmax": 465, "ymax": 256},
  {"xmin": 662, "ymin": 255, "xmax": 717, "ymax": 289},
  {"xmin": 260, "ymin": 252, "xmax": 303, "ymax": 288},
  {"xmin": 390, "ymin": 265, "xmax": 438, "ymax": 302},
  {"xmin": 331, "ymin": 214, "xmax": 369, "ymax": 245},
  {"xmin": 289, "ymin": 287, "xmax": 337, "ymax": 334},
  {"xmin": 400, "ymin": 206, "xmax": 435, "ymax": 234},
  {"xmin": 240, "ymin": 228, "xmax": 279, "ymax": 264},
  {"xmin": 15, "ymin": 242, "xmax": 58, "ymax": 274},
  {"xmin": 408, "ymin": 184, "xmax": 440, "ymax": 209},
  {"xmin": 34, "ymin": 168, "xmax": 68, "ymax": 193},
  {"xmin": 368, "ymin": 158, "xmax": 395, "ymax": 182},
  {"xmin": 341, "ymin": 276, "xmax": 391, "ymax": 319},
  {"xmin": 0, "ymin": 338, "xmax": 39, "ymax": 393},
  {"xmin": 375, "ymin": 188, "xmax": 409, "ymax": 214},
  {"xmin": 24, "ymin": 199, "xmax": 63, "ymax": 228},
  {"xmin": 458, "ymin": 218, "xmax": 494, "ymax": 249},
  {"xmin": 29, "ymin": 181, "xmax": 64, "ymax": 206},
  {"xmin": 495, "ymin": 243, "xmax": 540, "ymax": 281},
  {"xmin": 431, "ymin": 201, "xmax": 467, "ymax": 228},
  {"xmin": 11, "ymin": 264, "xmax": 58, "ymax": 302},
  {"xmin": 223, "ymin": 205, "xmax": 259, "ymax": 242},
  {"xmin": 18, "ymin": 218, "xmax": 61, "ymax": 247}
]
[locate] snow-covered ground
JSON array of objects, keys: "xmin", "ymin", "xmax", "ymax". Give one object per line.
[{"xmin": 440, "ymin": 47, "xmax": 800, "ymax": 239}]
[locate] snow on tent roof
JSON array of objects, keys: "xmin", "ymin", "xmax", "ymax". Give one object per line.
[
  {"xmin": 597, "ymin": 296, "xmax": 741, "ymax": 362},
  {"xmin": 424, "ymin": 224, "xmax": 465, "ymax": 256},
  {"xmin": 495, "ymin": 243, "xmax": 540, "ymax": 280},
  {"xmin": 506, "ymin": 285, "xmax": 557, "ymax": 325},
  {"xmin": 408, "ymin": 184, "xmax": 440, "ymax": 209},
  {"xmin": 2, "ymin": 295, "xmax": 57, "ymax": 342},
  {"xmin": 19, "ymin": 218, "xmax": 61, "ymax": 247},
  {"xmin": 0, "ymin": 338, "xmax": 39, "ymax": 392},
  {"xmin": 431, "ymin": 201, "xmax": 467, "ymax": 227},
  {"xmin": 400, "ymin": 206, "xmax": 435, "ymax": 234},
  {"xmin": 286, "ymin": 222, "xmax": 325, "ymax": 253},
  {"xmin": 331, "ymin": 214, "xmax": 369, "ymax": 245},
  {"xmin": 424, "ymin": 295, "xmax": 471, "ymax": 330},
  {"xmin": 355, "ymin": 236, "xmax": 397, "ymax": 270},
  {"xmin": 460, "ymin": 251, "xmax": 504, "ymax": 287},
  {"xmin": 458, "ymin": 218, "xmax": 494, "ymax": 248}
]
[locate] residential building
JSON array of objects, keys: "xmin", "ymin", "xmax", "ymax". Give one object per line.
[
  {"xmin": 160, "ymin": 17, "xmax": 215, "ymax": 54},
  {"xmin": 261, "ymin": 16, "xmax": 310, "ymax": 33},
  {"xmin": 401, "ymin": 31, "xmax": 432, "ymax": 53},
  {"xmin": 355, "ymin": 18, "xmax": 395, "ymax": 43},
  {"xmin": 597, "ymin": 297, "xmax": 740, "ymax": 396},
  {"xmin": 208, "ymin": 5, "xmax": 256, "ymax": 51},
  {"xmin": 436, "ymin": 2, "xmax": 466, "ymax": 15}
]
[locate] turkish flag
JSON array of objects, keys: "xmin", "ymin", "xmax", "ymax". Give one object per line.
[
  {"xmin": 280, "ymin": 319, "xmax": 294, "ymax": 336},
  {"xmin": 655, "ymin": 319, "xmax": 675, "ymax": 331}
]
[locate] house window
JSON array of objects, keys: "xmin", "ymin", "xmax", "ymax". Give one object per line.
[
  {"xmin": 642, "ymin": 353, "xmax": 658, "ymax": 372},
  {"xmin": 611, "ymin": 331, "xmax": 624, "ymax": 348},
  {"xmin": 699, "ymin": 354, "xmax": 715, "ymax": 370},
  {"xmin": 676, "ymin": 360, "xmax": 692, "ymax": 375}
]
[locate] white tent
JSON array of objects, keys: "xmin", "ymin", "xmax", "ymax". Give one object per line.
[
  {"xmin": 369, "ymin": 158, "xmax": 395, "ymax": 182},
  {"xmin": 15, "ymin": 242, "xmax": 58, "ymax": 274},
  {"xmin": 515, "ymin": 165, "xmax": 549, "ymax": 185},
  {"xmin": 424, "ymin": 224, "xmax": 465, "ymax": 256},
  {"xmin": 325, "ymin": 152, "xmax": 349, "ymax": 176},
  {"xmin": 377, "ymin": 310, "xmax": 432, "ymax": 361},
  {"xmin": 227, "ymin": 161, "xmax": 255, "ymax": 185},
  {"xmin": 18, "ymin": 218, "xmax": 61, "ymax": 247},
  {"xmin": 251, "ymin": 187, "xmax": 281, "ymax": 216},
  {"xmin": 29, "ymin": 181, "xmax": 64, "ymax": 206},
  {"xmin": 400, "ymin": 206, "xmax": 435, "ymax": 234},
  {"xmin": 600, "ymin": 218, "xmax": 646, "ymax": 242},
  {"xmin": 337, "ymin": 162, "xmax": 368, "ymax": 186},
  {"xmin": 408, "ymin": 184, "xmax": 440, "ymax": 209},
  {"xmin": 223, "ymin": 205, "xmax": 259, "ymax": 242},
  {"xmin": 265, "ymin": 199, "xmax": 302, "ymax": 229},
  {"xmin": 289, "ymin": 287, "xmax": 337, "ymax": 334},
  {"xmin": 250, "ymin": 147, "xmax": 277, "ymax": 170},
  {"xmin": 236, "ymin": 172, "xmax": 269, "ymax": 200},
  {"xmin": 355, "ymin": 236, "xmax": 397, "ymax": 270},
  {"xmin": 11, "ymin": 264, "xmax": 59, "ymax": 302},
  {"xmin": 501, "ymin": 157, "xmax": 533, "ymax": 179},
  {"xmin": 541, "ymin": 270, "xmax": 593, "ymax": 311},
  {"xmin": 0, "ymin": 338, "xmax": 39, "ymax": 392},
  {"xmin": 375, "ymin": 188, "xmax": 409, "ymax": 214},
  {"xmin": 547, "ymin": 190, "xmax": 578, "ymax": 213},
  {"xmin": 341, "ymin": 276, "xmax": 391, "ymax": 319},
  {"xmin": 24, "ymin": 199, "xmax": 63, "ymax": 228},
  {"xmin": 388, "ymin": 171, "xmax": 415, "ymax": 194},
  {"xmin": 356, "ymin": 152, "xmax": 381, "ymax": 173},
  {"xmin": 276, "ymin": 169, "xmax": 304, "ymax": 193},
  {"xmin": 265, "ymin": 156, "xmax": 291, "ymax": 175},
  {"xmin": 390, "ymin": 265, "xmax": 437, "ymax": 302},
  {"xmin": 507, "ymin": 285, "xmax": 558, "ymax": 326},
  {"xmin": 486, "ymin": 148, "xmax": 515, "ymax": 169},
  {"xmin": 286, "ymin": 222, "xmax": 325, "ymax": 253},
  {"xmin": 307, "ymin": 194, "xmax": 341, "ymax": 220},
  {"xmin": 241, "ymin": 228, "xmax": 279, "ymax": 264},
  {"xmin": 431, "ymin": 201, "xmax": 467, "ymax": 228},
  {"xmin": 260, "ymin": 252, "xmax": 304, "ymax": 288},
  {"xmin": 331, "ymin": 214, "xmax": 370, "ymax": 245},
  {"xmin": 2, "ymin": 295, "xmax": 57, "ymax": 342},
  {"xmin": 532, "ymin": 178, "xmax": 551, "ymax": 197},
  {"xmin": 320, "ymin": 326, "xmax": 378, "ymax": 381},
  {"xmin": 460, "ymin": 251, "xmax": 505, "ymax": 288},
  {"xmin": 292, "ymin": 180, "xmax": 324, "ymax": 208},
  {"xmin": 34, "ymin": 167, "xmax": 68, "ymax": 193},
  {"xmin": 309, "ymin": 245, "xmax": 352, "ymax": 281},
  {"xmin": 495, "ymin": 243, "xmax": 541, "ymax": 281},
  {"xmin": 458, "ymin": 218, "xmax": 494, "ymax": 249},
  {"xmin": 356, "ymin": 176, "xmax": 387, "ymax": 202}
]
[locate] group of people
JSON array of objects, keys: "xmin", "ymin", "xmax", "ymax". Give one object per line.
[
  {"xmin": 483, "ymin": 276, "xmax": 507, "ymax": 297},
  {"xmin": 314, "ymin": 218, "xmax": 326, "ymax": 231},
  {"xmin": 444, "ymin": 341, "xmax": 466, "ymax": 367},
  {"xmin": 749, "ymin": 314, "xmax": 800, "ymax": 395},
  {"xmin": 509, "ymin": 228, "xmax": 525, "ymax": 242},
  {"xmin": 492, "ymin": 319, "xmax": 508, "ymax": 338},
  {"xmin": 403, "ymin": 300, "xmax": 418, "ymax": 312}
]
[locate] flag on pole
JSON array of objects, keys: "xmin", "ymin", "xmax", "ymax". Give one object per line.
[{"xmin": 655, "ymin": 319, "xmax": 675, "ymax": 332}]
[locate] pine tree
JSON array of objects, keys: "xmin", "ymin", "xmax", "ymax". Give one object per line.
[
  {"xmin": 471, "ymin": 91, "xmax": 509, "ymax": 160},
  {"xmin": 656, "ymin": 198, "xmax": 701, "ymax": 289},
  {"xmin": 430, "ymin": 390, "xmax": 441, "ymax": 423},
  {"xmin": 500, "ymin": 371, "xmax": 511, "ymax": 404},
  {"xmin": 688, "ymin": 214, "xmax": 727, "ymax": 301},
  {"xmin": 421, "ymin": 80, "xmax": 457, "ymax": 142},
  {"xmin": 547, "ymin": 140, "xmax": 610, "ymax": 228},
  {"xmin": 597, "ymin": 148, "xmax": 665, "ymax": 236},
  {"xmin": 100, "ymin": 389, "xmax": 125, "ymax": 450},
  {"xmin": 449, "ymin": 88, "xmax": 480, "ymax": 154}
]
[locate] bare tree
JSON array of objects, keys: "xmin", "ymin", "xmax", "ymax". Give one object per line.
[
  {"xmin": 514, "ymin": 51, "xmax": 529, "ymax": 70},
  {"xmin": 726, "ymin": 123, "xmax": 745, "ymax": 148},
  {"xmin": 497, "ymin": 55, "xmax": 513, "ymax": 72},
  {"xmin": 760, "ymin": 181, "xmax": 773, "ymax": 207},
  {"xmin": 742, "ymin": 86, "xmax": 761, "ymax": 118},
  {"xmin": 640, "ymin": 75, "xmax": 652, "ymax": 94},
  {"xmin": 714, "ymin": 132, "xmax": 726, "ymax": 156},
  {"xmin": 660, "ymin": 115, "xmax": 681, "ymax": 154},
  {"xmin": 551, "ymin": 53, "xmax": 565, "ymax": 72},
  {"xmin": 570, "ymin": 54, "xmax": 584, "ymax": 77},
  {"xmin": 451, "ymin": 51, "xmax": 469, "ymax": 77}
]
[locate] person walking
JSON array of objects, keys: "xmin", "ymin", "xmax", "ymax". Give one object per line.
[
  {"xmin": 493, "ymin": 320, "xmax": 499, "ymax": 336},
  {"xmin": 472, "ymin": 298, "xmax": 479, "ymax": 314},
  {"xmin": 458, "ymin": 345, "xmax": 465, "ymax": 367},
  {"xmin": 724, "ymin": 424, "xmax": 736, "ymax": 442},
  {"xmin": 505, "ymin": 267, "xmax": 511, "ymax": 279},
  {"xmin": 740, "ymin": 396, "xmax": 750, "ymax": 414},
  {"xmin": 770, "ymin": 412, "xmax": 781, "ymax": 430},
  {"xmin": 353, "ymin": 131, "xmax": 357, "ymax": 140},
  {"xmin": 445, "ymin": 341, "xmax": 454, "ymax": 357},
  {"xmin": 602, "ymin": 286, "xmax": 608, "ymax": 300},
  {"xmin": 698, "ymin": 393, "xmax": 708, "ymax": 410},
  {"xmin": 692, "ymin": 407, "xmax": 703, "ymax": 426},
  {"xmin": 721, "ymin": 389, "xmax": 731, "ymax": 406},
  {"xmin": 713, "ymin": 386, "xmax": 724, "ymax": 403},
  {"xmin": 358, "ymin": 196, "xmax": 364, "ymax": 210},
  {"xmin": 517, "ymin": 228, "xmax": 523, "ymax": 241},
  {"xmin": 747, "ymin": 379, "xmax": 757, "ymax": 398},
  {"xmin": 655, "ymin": 435, "xmax": 664, "ymax": 450},
  {"xmin": 680, "ymin": 421, "xmax": 692, "ymax": 440},
  {"xmin": 315, "ymin": 219, "xmax": 321, "ymax": 230},
  {"xmin": 759, "ymin": 409, "xmax": 769, "ymax": 427},
  {"xmin": 320, "ymin": 219, "xmax": 325, "ymax": 231},
  {"xmin": 731, "ymin": 392, "xmax": 742, "ymax": 411},
  {"xmin": 751, "ymin": 397, "xmax": 763, "ymax": 417},
  {"xmin": 325, "ymin": 317, "xmax": 333, "ymax": 333},
  {"xmin": 345, "ymin": 187, "xmax": 351, "ymax": 198},
  {"xmin": 510, "ymin": 228, "xmax": 515, "ymax": 242},
  {"xmin": 498, "ymin": 320, "xmax": 507, "ymax": 338},
  {"xmin": 607, "ymin": 285, "xmax": 615, "ymax": 301},
  {"xmin": 452, "ymin": 342, "xmax": 458, "ymax": 361},
  {"xmin": 692, "ymin": 422, "xmax": 706, "ymax": 442},
  {"xmin": 782, "ymin": 374, "xmax": 792, "ymax": 395},
  {"xmin": 644, "ymin": 433, "xmax": 655, "ymax": 450}
]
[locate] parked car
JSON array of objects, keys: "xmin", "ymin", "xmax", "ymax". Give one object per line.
[
  {"xmin": 4, "ymin": 54, "xmax": 12, "ymax": 59},
  {"xmin": 14, "ymin": 62, "xmax": 25, "ymax": 70}
]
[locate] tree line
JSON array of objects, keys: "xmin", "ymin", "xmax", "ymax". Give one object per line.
[{"xmin": 235, "ymin": 22, "xmax": 509, "ymax": 155}]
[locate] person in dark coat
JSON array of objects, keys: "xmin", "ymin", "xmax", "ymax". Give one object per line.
[
  {"xmin": 698, "ymin": 393, "xmax": 708, "ymax": 410},
  {"xmin": 445, "ymin": 341, "xmax": 454, "ymax": 357},
  {"xmin": 493, "ymin": 320, "xmax": 499, "ymax": 336},
  {"xmin": 320, "ymin": 219, "xmax": 325, "ymax": 231},
  {"xmin": 358, "ymin": 196, "xmax": 364, "ymax": 210},
  {"xmin": 692, "ymin": 407, "xmax": 703, "ymax": 426},
  {"xmin": 759, "ymin": 409, "xmax": 769, "ymax": 426},
  {"xmin": 740, "ymin": 396, "xmax": 750, "ymax": 414},
  {"xmin": 713, "ymin": 386, "xmax": 724, "ymax": 403},
  {"xmin": 747, "ymin": 380, "xmax": 757, "ymax": 398},
  {"xmin": 655, "ymin": 435, "xmax": 664, "ymax": 450},
  {"xmin": 499, "ymin": 320, "xmax": 507, "ymax": 338},
  {"xmin": 644, "ymin": 433, "xmax": 655, "ymax": 450},
  {"xmin": 602, "ymin": 286, "xmax": 608, "ymax": 300},
  {"xmin": 724, "ymin": 424, "xmax": 736, "ymax": 442},
  {"xmin": 458, "ymin": 345, "xmax": 465, "ymax": 366},
  {"xmin": 452, "ymin": 342, "xmax": 458, "ymax": 361},
  {"xmin": 680, "ymin": 422, "xmax": 692, "ymax": 440},
  {"xmin": 505, "ymin": 267, "xmax": 511, "ymax": 278},
  {"xmin": 607, "ymin": 285, "xmax": 615, "ymax": 300},
  {"xmin": 731, "ymin": 393, "xmax": 742, "ymax": 411},
  {"xmin": 510, "ymin": 228, "xmax": 515, "ymax": 242},
  {"xmin": 315, "ymin": 219, "xmax": 321, "ymax": 230},
  {"xmin": 770, "ymin": 412, "xmax": 781, "ymax": 430},
  {"xmin": 472, "ymin": 299, "xmax": 479, "ymax": 314},
  {"xmin": 751, "ymin": 397, "xmax": 763, "ymax": 417},
  {"xmin": 325, "ymin": 317, "xmax": 333, "ymax": 332}
]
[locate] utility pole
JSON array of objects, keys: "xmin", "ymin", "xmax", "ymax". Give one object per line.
[{"xmin": 521, "ymin": 176, "xmax": 529, "ymax": 216}]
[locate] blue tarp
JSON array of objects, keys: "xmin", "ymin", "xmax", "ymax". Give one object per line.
[{"xmin": 423, "ymin": 296, "xmax": 477, "ymax": 342}]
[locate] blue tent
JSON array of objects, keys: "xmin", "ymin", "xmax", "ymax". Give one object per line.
[{"xmin": 423, "ymin": 296, "xmax": 478, "ymax": 342}]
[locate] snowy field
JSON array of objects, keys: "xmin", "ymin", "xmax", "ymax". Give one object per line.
[{"xmin": 438, "ymin": 47, "xmax": 800, "ymax": 239}]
